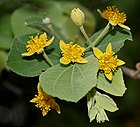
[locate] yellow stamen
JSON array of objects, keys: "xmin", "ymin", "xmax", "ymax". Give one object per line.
[
  {"xmin": 60, "ymin": 40, "xmax": 88, "ymax": 65},
  {"xmin": 97, "ymin": 6, "xmax": 130, "ymax": 30},
  {"xmin": 94, "ymin": 43, "xmax": 125, "ymax": 80},
  {"xmin": 22, "ymin": 32, "xmax": 54, "ymax": 56},
  {"xmin": 30, "ymin": 83, "xmax": 61, "ymax": 116}
]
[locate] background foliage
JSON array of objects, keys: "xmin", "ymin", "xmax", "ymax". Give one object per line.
[{"xmin": 0, "ymin": 0, "xmax": 140, "ymax": 127}]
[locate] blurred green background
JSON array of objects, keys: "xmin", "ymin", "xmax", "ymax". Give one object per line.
[{"xmin": 0, "ymin": 0, "xmax": 140, "ymax": 127}]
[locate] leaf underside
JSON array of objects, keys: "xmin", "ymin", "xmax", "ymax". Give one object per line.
[{"xmin": 40, "ymin": 55, "xmax": 98, "ymax": 102}]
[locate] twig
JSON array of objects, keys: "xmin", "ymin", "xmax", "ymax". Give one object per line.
[{"xmin": 121, "ymin": 64, "xmax": 140, "ymax": 80}]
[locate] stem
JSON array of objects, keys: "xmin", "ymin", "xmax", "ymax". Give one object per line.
[
  {"xmin": 93, "ymin": 23, "xmax": 110, "ymax": 46},
  {"xmin": 48, "ymin": 24, "xmax": 62, "ymax": 41},
  {"xmin": 121, "ymin": 66, "xmax": 140, "ymax": 80},
  {"xmin": 86, "ymin": 23, "xmax": 110, "ymax": 50},
  {"xmin": 43, "ymin": 51, "xmax": 54, "ymax": 67},
  {"xmin": 90, "ymin": 88, "xmax": 97, "ymax": 96},
  {"xmin": 80, "ymin": 25, "xmax": 92, "ymax": 45}
]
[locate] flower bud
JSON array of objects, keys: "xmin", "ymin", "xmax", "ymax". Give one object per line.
[
  {"xmin": 42, "ymin": 17, "xmax": 51, "ymax": 25},
  {"xmin": 71, "ymin": 8, "xmax": 85, "ymax": 26}
]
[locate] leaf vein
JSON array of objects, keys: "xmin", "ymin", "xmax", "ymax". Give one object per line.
[{"xmin": 53, "ymin": 65, "xmax": 72, "ymax": 95}]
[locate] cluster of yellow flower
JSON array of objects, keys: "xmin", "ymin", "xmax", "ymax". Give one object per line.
[
  {"xmin": 30, "ymin": 83, "xmax": 60, "ymax": 116},
  {"xmin": 22, "ymin": 33, "xmax": 54, "ymax": 56},
  {"xmin": 94, "ymin": 43, "xmax": 125, "ymax": 80},
  {"xmin": 22, "ymin": 6, "xmax": 129, "ymax": 116},
  {"xmin": 59, "ymin": 40, "xmax": 88, "ymax": 64},
  {"xmin": 97, "ymin": 6, "xmax": 130, "ymax": 30}
]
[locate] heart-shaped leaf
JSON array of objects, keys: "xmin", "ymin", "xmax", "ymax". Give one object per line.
[
  {"xmin": 40, "ymin": 55, "xmax": 98, "ymax": 102},
  {"xmin": 11, "ymin": 7, "xmax": 39, "ymax": 35},
  {"xmin": 7, "ymin": 33, "xmax": 60, "ymax": 77}
]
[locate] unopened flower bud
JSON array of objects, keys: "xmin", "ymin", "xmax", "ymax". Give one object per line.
[
  {"xmin": 42, "ymin": 17, "xmax": 51, "ymax": 25},
  {"xmin": 71, "ymin": 8, "xmax": 85, "ymax": 26}
]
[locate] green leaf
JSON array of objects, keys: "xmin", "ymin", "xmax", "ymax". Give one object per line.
[
  {"xmin": 87, "ymin": 89, "xmax": 96, "ymax": 111},
  {"xmin": 11, "ymin": 7, "xmax": 39, "ymax": 35},
  {"xmin": 0, "ymin": 36, "xmax": 12, "ymax": 50},
  {"xmin": 87, "ymin": 90, "xmax": 98, "ymax": 122},
  {"xmin": 0, "ymin": 14, "xmax": 12, "ymax": 49},
  {"xmin": 25, "ymin": 16, "xmax": 66, "ymax": 42},
  {"xmin": 88, "ymin": 105, "xmax": 98, "ymax": 122},
  {"xmin": 97, "ymin": 69, "xmax": 127, "ymax": 96},
  {"xmin": 39, "ymin": 1, "xmax": 96, "ymax": 46},
  {"xmin": 87, "ymin": 90, "xmax": 109, "ymax": 123},
  {"xmin": 96, "ymin": 104, "xmax": 109, "ymax": 123},
  {"xmin": 40, "ymin": 55, "xmax": 98, "ymax": 102},
  {"xmin": 89, "ymin": 27, "xmax": 132, "ymax": 52},
  {"xmin": 7, "ymin": 33, "xmax": 60, "ymax": 77},
  {"xmin": 94, "ymin": 92, "xmax": 118, "ymax": 112},
  {"xmin": 0, "ymin": 50, "xmax": 8, "ymax": 72}
]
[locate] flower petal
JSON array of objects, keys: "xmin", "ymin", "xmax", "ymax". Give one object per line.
[
  {"xmin": 30, "ymin": 97, "xmax": 36, "ymax": 103},
  {"xmin": 39, "ymin": 32, "xmax": 46, "ymax": 39},
  {"xmin": 60, "ymin": 57, "xmax": 71, "ymax": 65},
  {"xmin": 60, "ymin": 40, "xmax": 67, "ymax": 52},
  {"xmin": 37, "ymin": 82, "xmax": 44, "ymax": 94},
  {"xmin": 76, "ymin": 57, "xmax": 88, "ymax": 63},
  {"xmin": 106, "ymin": 43, "xmax": 112, "ymax": 53},
  {"xmin": 118, "ymin": 24, "xmax": 130, "ymax": 31},
  {"xmin": 109, "ymin": 21, "xmax": 117, "ymax": 26},
  {"xmin": 81, "ymin": 47, "xmax": 85, "ymax": 52},
  {"xmin": 45, "ymin": 36, "xmax": 54, "ymax": 47},
  {"xmin": 21, "ymin": 52, "xmax": 34, "ymax": 56},
  {"xmin": 97, "ymin": 9, "xmax": 102, "ymax": 15},
  {"xmin": 36, "ymin": 48, "xmax": 44, "ymax": 54},
  {"xmin": 52, "ymin": 101, "xmax": 61, "ymax": 114},
  {"xmin": 105, "ymin": 72, "xmax": 112, "ymax": 80},
  {"xmin": 30, "ymin": 82, "xmax": 61, "ymax": 116},
  {"xmin": 93, "ymin": 47, "xmax": 103, "ymax": 59},
  {"xmin": 117, "ymin": 59, "xmax": 125, "ymax": 66}
]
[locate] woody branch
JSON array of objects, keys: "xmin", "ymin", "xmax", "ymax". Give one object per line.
[{"xmin": 121, "ymin": 62, "xmax": 140, "ymax": 80}]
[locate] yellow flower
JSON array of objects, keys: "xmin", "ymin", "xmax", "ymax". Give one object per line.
[
  {"xmin": 71, "ymin": 8, "xmax": 85, "ymax": 26},
  {"xmin": 30, "ymin": 82, "xmax": 61, "ymax": 116},
  {"xmin": 97, "ymin": 6, "xmax": 130, "ymax": 30},
  {"xmin": 93, "ymin": 43, "xmax": 125, "ymax": 80},
  {"xmin": 22, "ymin": 32, "xmax": 54, "ymax": 56},
  {"xmin": 60, "ymin": 40, "xmax": 88, "ymax": 64}
]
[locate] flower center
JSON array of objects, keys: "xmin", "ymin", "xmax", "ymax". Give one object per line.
[
  {"xmin": 99, "ymin": 53, "xmax": 118, "ymax": 73},
  {"xmin": 62, "ymin": 43, "xmax": 84, "ymax": 63},
  {"xmin": 102, "ymin": 6, "xmax": 127, "ymax": 25}
]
